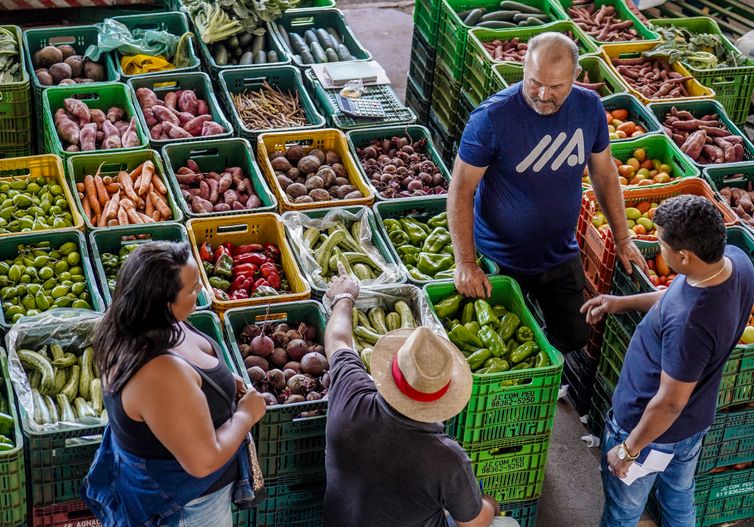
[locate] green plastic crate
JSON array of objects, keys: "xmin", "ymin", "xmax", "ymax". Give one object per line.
[
  {"xmin": 282, "ymin": 205, "xmax": 406, "ymax": 296},
  {"xmin": 405, "ymin": 74, "xmax": 432, "ymax": 126},
  {"xmin": 601, "ymin": 93, "xmax": 663, "ymax": 142},
  {"xmin": 427, "ymin": 109, "xmax": 457, "ymax": 167},
  {"xmin": 271, "ymin": 8, "xmax": 372, "ymax": 68},
  {"xmin": 463, "ymin": 23, "xmax": 600, "ymax": 104},
  {"xmin": 588, "ymin": 372, "xmax": 613, "ymax": 437},
  {"xmin": 197, "ymin": 23, "xmax": 291, "ymax": 78},
  {"xmin": 22, "ymin": 25, "xmax": 118, "ymax": 151},
  {"xmin": 88, "ymin": 222, "xmax": 211, "ymax": 310},
  {"xmin": 609, "ymin": 133, "xmax": 700, "ymax": 185},
  {"xmin": 468, "ymin": 434, "xmax": 551, "ymax": 503},
  {"xmin": 218, "ymin": 66, "xmax": 325, "ymax": 143},
  {"xmin": 346, "ymin": 125, "xmax": 451, "ymax": 200},
  {"xmin": 409, "ymin": 28, "xmax": 437, "ymax": 101},
  {"xmin": 187, "ymin": 310, "xmax": 237, "ymax": 372},
  {"xmin": 647, "ymin": 99, "xmax": 754, "ymax": 168},
  {"xmin": 289, "ymin": 0, "xmax": 337, "ymax": 10},
  {"xmin": 425, "ymin": 276, "xmax": 563, "ymax": 447},
  {"xmin": 703, "ymin": 164, "xmax": 754, "ymax": 235},
  {"xmin": 109, "ymin": 12, "xmax": 201, "ymax": 80},
  {"xmin": 430, "ymin": 61, "xmax": 461, "ymax": 140},
  {"xmin": 0, "ymin": 26, "xmax": 32, "ymax": 160},
  {"xmin": 223, "ymin": 301, "xmax": 328, "ymax": 481},
  {"xmin": 42, "ymin": 83, "xmax": 148, "ymax": 161},
  {"xmin": 697, "ymin": 407, "xmax": 754, "ymax": 476},
  {"xmin": 500, "ymin": 499, "xmax": 539, "ymax": 527},
  {"xmin": 305, "ymin": 69, "xmax": 416, "ymax": 131},
  {"xmin": 489, "ymin": 63, "xmax": 510, "ymax": 96},
  {"xmin": 558, "ymin": 0, "xmax": 660, "ymax": 45},
  {"xmin": 161, "ymin": 138, "xmax": 278, "ymax": 219},
  {"xmin": 436, "ymin": 0, "xmax": 569, "ymax": 82},
  {"xmin": 66, "ymin": 149, "xmax": 183, "ymax": 230},
  {"xmin": 0, "ymin": 230, "xmax": 104, "ymax": 332},
  {"xmin": 649, "ymin": 17, "xmax": 754, "ymax": 126},
  {"xmin": 251, "ymin": 473, "xmax": 325, "ymax": 527},
  {"xmin": 455, "ymin": 90, "xmax": 476, "ymax": 142},
  {"xmin": 373, "ymin": 196, "xmax": 499, "ymax": 286},
  {"xmin": 0, "ymin": 353, "xmax": 25, "ymax": 527},
  {"xmin": 414, "ymin": 0, "xmax": 442, "ymax": 46},
  {"xmin": 128, "ymin": 71, "xmax": 232, "ymax": 148}
]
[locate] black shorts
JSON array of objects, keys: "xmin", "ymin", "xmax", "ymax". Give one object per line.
[{"xmin": 497, "ymin": 255, "xmax": 589, "ymax": 354}]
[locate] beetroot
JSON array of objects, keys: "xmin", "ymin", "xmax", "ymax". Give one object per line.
[
  {"xmin": 244, "ymin": 355, "xmax": 269, "ymax": 371},
  {"xmin": 269, "ymin": 348, "xmax": 288, "ymax": 368},
  {"xmin": 250, "ymin": 335, "xmax": 274, "ymax": 357},
  {"xmin": 301, "ymin": 353, "xmax": 329, "ymax": 377},
  {"xmin": 286, "ymin": 339, "xmax": 308, "ymax": 362}
]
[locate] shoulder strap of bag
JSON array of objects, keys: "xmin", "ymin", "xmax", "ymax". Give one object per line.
[{"xmin": 166, "ymin": 352, "xmax": 234, "ymax": 410}]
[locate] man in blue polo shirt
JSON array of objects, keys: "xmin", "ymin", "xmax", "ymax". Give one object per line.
[
  {"xmin": 449, "ymin": 32, "xmax": 645, "ymax": 356},
  {"xmin": 582, "ymin": 195, "xmax": 754, "ymax": 526}
]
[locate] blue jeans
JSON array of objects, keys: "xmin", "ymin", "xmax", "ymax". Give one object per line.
[
  {"xmin": 164, "ymin": 483, "xmax": 233, "ymax": 527},
  {"xmin": 600, "ymin": 410, "xmax": 707, "ymax": 527}
]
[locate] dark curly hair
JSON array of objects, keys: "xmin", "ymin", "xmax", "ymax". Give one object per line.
[{"xmin": 653, "ymin": 195, "xmax": 725, "ymax": 264}]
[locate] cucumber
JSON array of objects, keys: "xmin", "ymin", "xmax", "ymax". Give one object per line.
[
  {"xmin": 336, "ymin": 44, "xmax": 352, "ymax": 61},
  {"xmin": 44, "ymin": 395, "xmax": 59, "ymax": 424},
  {"xmin": 481, "ymin": 10, "xmax": 517, "ymax": 22},
  {"xmin": 290, "ymin": 33, "xmax": 309, "ymax": 54},
  {"xmin": 240, "ymin": 51, "xmax": 254, "ymax": 65},
  {"xmin": 325, "ymin": 48, "xmax": 339, "ymax": 62},
  {"xmin": 500, "ymin": 0, "xmax": 543, "ymax": 14},
  {"xmin": 326, "ymin": 26, "xmax": 342, "ymax": 45},
  {"xmin": 300, "ymin": 50, "xmax": 315, "ymax": 64},
  {"xmin": 267, "ymin": 50, "xmax": 279, "ymax": 63},
  {"xmin": 213, "ymin": 44, "xmax": 229, "ymax": 66},
  {"xmin": 304, "ymin": 29, "xmax": 318, "ymax": 46},
  {"xmin": 523, "ymin": 16, "xmax": 544, "ymax": 25},
  {"xmin": 277, "ymin": 25, "xmax": 291, "ymax": 48},
  {"xmin": 253, "ymin": 50, "xmax": 267, "ymax": 64},
  {"xmin": 477, "ymin": 20, "xmax": 517, "ymax": 28},
  {"xmin": 316, "ymin": 28, "xmax": 335, "ymax": 50},
  {"xmin": 310, "ymin": 41, "xmax": 327, "ymax": 63},
  {"xmin": 513, "ymin": 12, "xmax": 548, "ymax": 21},
  {"xmin": 57, "ymin": 394, "xmax": 75, "ymax": 423},
  {"xmin": 18, "ymin": 349, "xmax": 55, "ymax": 395},
  {"xmin": 251, "ymin": 34, "xmax": 265, "ymax": 54},
  {"xmin": 464, "ymin": 8, "xmax": 485, "ymax": 26},
  {"xmin": 238, "ymin": 31, "xmax": 254, "ymax": 48}
]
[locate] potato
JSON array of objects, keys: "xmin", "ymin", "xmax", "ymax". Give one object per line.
[
  {"xmin": 309, "ymin": 188, "xmax": 331, "ymax": 202},
  {"xmin": 58, "ymin": 45, "xmax": 77, "ymax": 59},
  {"xmin": 49, "ymin": 62, "xmax": 72, "ymax": 84},
  {"xmin": 297, "ymin": 155, "xmax": 321, "ymax": 174},
  {"xmin": 83, "ymin": 60, "xmax": 106, "ymax": 82},
  {"xmin": 286, "ymin": 182, "xmax": 307, "ymax": 199},
  {"xmin": 334, "ymin": 176, "xmax": 350, "ymax": 187},
  {"xmin": 33, "ymin": 46, "xmax": 63, "ymax": 69},
  {"xmin": 277, "ymin": 175, "xmax": 293, "ymax": 190},
  {"xmin": 332, "ymin": 163, "xmax": 347, "ymax": 179},
  {"xmin": 287, "ymin": 167, "xmax": 300, "ymax": 180},
  {"xmin": 35, "ymin": 69, "xmax": 53, "ymax": 86},
  {"xmin": 305, "ymin": 175, "xmax": 324, "ymax": 191},
  {"xmin": 285, "ymin": 145, "xmax": 306, "ymax": 164},
  {"xmin": 325, "ymin": 150, "xmax": 341, "ymax": 165},
  {"xmin": 344, "ymin": 190, "xmax": 364, "ymax": 199},
  {"xmin": 336, "ymin": 185, "xmax": 356, "ymax": 198},
  {"xmin": 64, "ymin": 56, "xmax": 84, "ymax": 78},
  {"xmin": 271, "ymin": 156, "xmax": 292, "ymax": 172},
  {"xmin": 59, "ymin": 79, "xmax": 76, "ymax": 86},
  {"xmin": 309, "ymin": 149, "xmax": 325, "ymax": 163},
  {"xmin": 318, "ymin": 167, "xmax": 336, "ymax": 187},
  {"xmin": 294, "ymin": 195, "xmax": 314, "ymax": 203}
]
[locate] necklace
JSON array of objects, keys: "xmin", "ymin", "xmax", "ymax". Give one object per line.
[{"xmin": 688, "ymin": 259, "xmax": 728, "ymax": 287}]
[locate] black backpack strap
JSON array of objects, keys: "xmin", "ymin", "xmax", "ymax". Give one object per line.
[{"xmin": 166, "ymin": 352, "xmax": 234, "ymax": 410}]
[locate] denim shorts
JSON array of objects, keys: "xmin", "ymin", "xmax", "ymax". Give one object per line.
[{"xmin": 164, "ymin": 483, "xmax": 233, "ymax": 527}]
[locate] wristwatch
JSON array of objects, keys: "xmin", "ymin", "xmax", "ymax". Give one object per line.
[
  {"xmin": 617, "ymin": 441, "xmax": 639, "ymax": 462},
  {"xmin": 331, "ymin": 293, "xmax": 355, "ymax": 308}
]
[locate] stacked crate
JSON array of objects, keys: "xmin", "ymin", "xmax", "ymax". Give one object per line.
[
  {"xmin": 406, "ymin": 28, "xmax": 436, "ymax": 126},
  {"xmin": 425, "ymin": 276, "xmax": 565, "ymax": 527},
  {"xmin": 0, "ymin": 26, "xmax": 32, "ymax": 159}
]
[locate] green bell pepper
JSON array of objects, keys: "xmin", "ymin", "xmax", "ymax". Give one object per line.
[
  {"xmin": 407, "ymin": 266, "xmax": 432, "ymax": 282},
  {"xmin": 422, "ymin": 227, "xmax": 451, "ymax": 253},
  {"xmin": 0, "ymin": 435, "xmax": 13, "ymax": 451},
  {"xmin": 461, "ymin": 302, "xmax": 476, "ymax": 325},
  {"xmin": 441, "ymin": 245, "xmax": 455, "ymax": 256},
  {"xmin": 400, "ymin": 218, "xmax": 428, "ymax": 246},
  {"xmin": 492, "ymin": 304, "xmax": 508, "ymax": 318},
  {"xmin": 464, "ymin": 321, "xmax": 481, "ymax": 336},
  {"xmin": 479, "ymin": 325, "xmax": 508, "ymax": 358},
  {"xmin": 483, "ymin": 357, "xmax": 510, "ymax": 374},
  {"xmin": 427, "ymin": 211, "xmax": 448, "ymax": 229},
  {"xmin": 535, "ymin": 351, "xmax": 549, "ymax": 368},
  {"xmin": 434, "ymin": 293, "xmax": 464, "ymax": 319},
  {"xmin": 389, "ymin": 229, "xmax": 410, "ymax": 246},
  {"xmin": 516, "ymin": 326, "xmax": 535, "ymax": 343},
  {"xmin": 511, "ymin": 361, "xmax": 532, "ymax": 371},
  {"xmin": 397, "ymin": 245, "xmax": 421, "ymax": 265},
  {"xmin": 417, "ymin": 252, "xmax": 453, "ymax": 275},
  {"xmin": 434, "ymin": 268, "xmax": 456, "ymax": 279},
  {"xmin": 497, "ymin": 313, "xmax": 520, "ymax": 341},
  {"xmin": 510, "ymin": 341, "xmax": 539, "ymax": 364},
  {"xmin": 466, "ymin": 348, "xmax": 491, "ymax": 371},
  {"xmin": 383, "ymin": 219, "xmax": 402, "ymax": 233},
  {"xmin": 474, "ymin": 299, "xmax": 499, "ymax": 326},
  {"xmin": 208, "ymin": 276, "xmax": 230, "ymax": 290},
  {"xmin": 448, "ymin": 323, "xmax": 484, "ymax": 349}
]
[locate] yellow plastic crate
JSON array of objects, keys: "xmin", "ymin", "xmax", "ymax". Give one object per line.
[
  {"xmin": 256, "ymin": 128, "xmax": 374, "ymax": 212},
  {"xmin": 0, "ymin": 154, "xmax": 84, "ymax": 236},
  {"xmin": 185, "ymin": 213, "xmax": 310, "ymax": 316},
  {"xmin": 601, "ymin": 41, "xmax": 715, "ymax": 105}
]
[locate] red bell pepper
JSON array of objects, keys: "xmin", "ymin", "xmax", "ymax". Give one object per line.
[
  {"xmin": 259, "ymin": 262, "xmax": 281, "ymax": 289},
  {"xmin": 199, "ymin": 241, "xmax": 214, "ymax": 263},
  {"xmin": 234, "ymin": 252, "xmax": 268, "ymax": 266},
  {"xmin": 253, "ymin": 278, "xmax": 270, "ymax": 291},
  {"xmin": 212, "ymin": 288, "xmax": 230, "ymax": 301},
  {"xmin": 230, "ymin": 275, "xmax": 254, "ymax": 293},
  {"xmin": 234, "ymin": 243, "xmax": 264, "ymax": 256},
  {"xmin": 263, "ymin": 243, "xmax": 280, "ymax": 259},
  {"xmin": 232, "ymin": 263, "xmax": 258, "ymax": 277},
  {"xmin": 230, "ymin": 289, "xmax": 249, "ymax": 300},
  {"xmin": 214, "ymin": 245, "xmax": 232, "ymax": 262}
]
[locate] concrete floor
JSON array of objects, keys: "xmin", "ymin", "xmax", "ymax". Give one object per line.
[{"xmin": 339, "ymin": 2, "xmax": 754, "ymax": 526}]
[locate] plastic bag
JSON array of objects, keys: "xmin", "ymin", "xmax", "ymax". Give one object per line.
[
  {"xmin": 86, "ymin": 18, "xmax": 181, "ymax": 62},
  {"xmin": 737, "ymin": 30, "xmax": 754, "ymax": 59},
  {"xmin": 6, "ymin": 309, "xmax": 106, "ymax": 433},
  {"xmin": 283, "ymin": 208, "xmax": 402, "ymax": 292}
]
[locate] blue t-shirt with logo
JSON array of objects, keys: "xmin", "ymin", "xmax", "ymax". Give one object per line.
[
  {"xmin": 458, "ymin": 82, "xmax": 609, "ymax": 274},
  {"xmin": 612, "ymin": 245, "xmax": 754, "ymax": 443}
]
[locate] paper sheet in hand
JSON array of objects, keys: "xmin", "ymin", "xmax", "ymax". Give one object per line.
[{"xmin": 620, "ymin": 450, "xmax": 674, "ymax": 486}]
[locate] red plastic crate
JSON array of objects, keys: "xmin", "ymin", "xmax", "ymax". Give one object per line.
[
  {"xmin": 31, "ymin": 500, "xmax": 100, "ymax": 527},
  {"xmin": 577, "ymin": 196, "xmax": 617, "ymax": 295}
]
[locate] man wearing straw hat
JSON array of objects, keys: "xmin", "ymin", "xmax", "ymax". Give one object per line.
[{"xmin": 322, "ymin": 262, "xmax": 502, "ymax": 527}]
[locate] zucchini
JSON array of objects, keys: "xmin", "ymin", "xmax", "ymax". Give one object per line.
[
  {"xmin": 251, "ymin": 34, "xmax": 265, "ymax": 54},
  {"xmin": 309, "ymin": 41, "xmax": 327, "ymax": 63},
  {"xmin": 354, "ymin": 325, "xmax": 380, "ymax": 346},
  {"xmin": 477, "ymin": 20, "xmax": 517, "ymax": 28},
  {"xmin": 481, "ymin": 10, "xmax": 517, "ymax": 22},
  {"xmin": 277, "ymin": 25, "xmax": 291, "ymax": 48},
  {"xmin": 213, "ymin": 44, "xmax": 229, "ymax": 66},
  {"xmin": 253, "ymin": 50, "xmax": 267, "ymax": 64},
  {"xmin": 74, "ymin": 398, "xmax": 96, "ymax": 419},
  {"xmin": 326, "ymin": 26, "xmax": 342, "ymax": 45},
  {"xmin": 290, "ymin": 33, "xmax": 309, "ymax": 54},
  {"xmin": 32, "ymin": 390, "xmax": 50, "ymax": 425},
  {"xmin": 79, "ymin": 347, "xmax": 93, "ymax": 401},
  {"xmin": 513, "ymin": 12, "xmax": 548, "ymax": 21},
  {"xmin": 44, "ymin": 395, "xmax": 59, "ymax": 424},
  {"xmin": 61, "ymin": 365, "xmax": 79, "ymax": 401},
  {"xmin": 267, "ymin": 50, "xmax": 279, "ymax": 63},
  {"xmin": 356, "ymin": 309, "xmax": 374, "ymax": 332},
  {"xmin": 52, "ymin": 367, "xmax": 66, "ymax": 394},
  {"xmin": 240, "ymin": 51, "xmax": 254, "ymax": 65},
  {"xmin": 18, "ymin": 349, "xmax": 55, "ymax": 395},
  {"xmin": 386, "ymin": 312, "xmax": 401, "ymax": 332},
  {"xmin": 304, "ymin": 29, "xmax": 318, "ymax": 46},
  {"xmin": 57, "ymin": 394, "xmax": 76, "ymax": 423},
  {"xmin": 301, "ymin": 50, "xmax": 315, "ymax": 64},
  {"xmin": 394, "ymin": 300, "xmax": 416, "ymax": 329},
  {"xmin": 464, "ymin": 8, "xmax": 485, "ymax": 25},
  {"xmin": 50, "ymin": 344, "xmax": 65, "ymax": 362},
  {"xmin": 500, "ymin": 1, "xmax": 543, "ymax": 14},
  {"xmin": 353, "ymin": 263, "xmax": 373, "ymax": 281},
  {"xmin": 227, "ymin": 35, "xmax": 240, "ymax": 51},
  {"xmin": 29, "ymin": 370, "xmax": 41, "ymax": 390},
  {"xmin": 368, "ymin": 308, "xmax": 389, "ymax": 335},
  {"xmin": 52, "ymin": 352, "xmax": 77, "ymax": 368},
  {"xmin": 335, "ymin": 44, "xmax": 352, "ymax": 62},
  {"xmin": 90, "ymin": 379, "xmax": 103, "ymax": 415},
  {"xmin": 316, "ymin": 28, "xmax": 335, "ymax": 50},
  {"xmin": 325, "ymin": 48, "xmax": 339, "ymax": 62}
]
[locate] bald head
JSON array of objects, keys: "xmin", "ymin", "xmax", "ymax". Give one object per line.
[
  {"xmin": 524, "ymin": 32, "xmax": 579, "ymax": 72},
  {"xmin": 521, "ymin": 33, "xmax": 581, "ymax": 115}
]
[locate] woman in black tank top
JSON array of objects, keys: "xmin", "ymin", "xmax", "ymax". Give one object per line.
[{"xmin": 90, "ymin": 241, "xmax": 267, "ymax": 526}]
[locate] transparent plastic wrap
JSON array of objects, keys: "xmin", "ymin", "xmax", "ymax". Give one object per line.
[
  {"xmin": 6, "ymin": 309, "xmax": 105, "ymax": 433},
  {"xmin": 283, "ymin": 207, "xmax": 402, "ymax": 294},
  {"xmin": 86, "ymin": 18, "xmax": 181, "ymax": 62}
]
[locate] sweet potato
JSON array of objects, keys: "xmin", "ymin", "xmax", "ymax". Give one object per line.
[
  {"xmin": 152, "ymin": 105, "xmax": 179, "ymax": 126},
  {"xmin": 64, "ymin": 98, "xmax": 90, "ymax": 124},
  {"xmin": 106, "ymin": 107, "xmax": 125, "ymax": 123},
  {"xmin": 178, "ymin": 90, "xmax": 198, "ymax": 115},
  {"xmin": 680, "ymin": 130, "xmax": 706, "ymax": 160},
  {"xmin": 79, "ymin": 123, "xmax": 97, "ymax": 151},
  {"xmin": 163, "ymin": 121, "xmax": 192, "ymax": 139},
  {"xmin": 218, "ymin": 172, "xmax": 233, "ymax": 194},
  {"xmin": 143, "ymin": 107, "xmax": 158, "ymax": 128},
  {"xmin": 184, "ymin": 114, "xmax": 212, "ymax": 136},
  {"xmin": 54, "ymin": 108, "xmax": 80, "ymax": 145},
  {"xmin": 192, "ymin": 196, "xmax": 214, "ymax": 213},
  {"xmin": 136, "ymin": 88, "xmax": 159, "ymax": 110},
  {"xmin": 163, "ymin": 91, "xmax": 178, "ymax": 111},
  {"xmin": 150, "ymin": 123, "xmax": 164, "ymax": 140},
  {"xmin": 201, "ymin": 121, "xmax": 225, "ymax": 137},
  {"xmin": 102, "ymin": 120, "xmax": 122, "ymax": 150},
  {"xmin": 122, "ymin": 117, "xmax": 140, "ymax": 148},
  {"xmin": 196, "ymin": 99, "xmax": 209, "ymax": 116}
]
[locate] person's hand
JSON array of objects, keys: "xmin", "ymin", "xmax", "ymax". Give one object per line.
[
  {"xmin": 580, "ymin": 294, "xmax": 622, "ymax": 325},
  {"xmin": 454, "ymin": 261, "xmax": 492, "ymax": 298},
  {"xmin": 236, "ymin": 387, "xmax": 267, "ymax": 425},
  {"xmin": 325, "ymin": 262, "xmax": 359, "ymax": 302},
  {"xmin": 233, "ymin": 374, "xmax": 247, "ymax": 402},
  {"xmin": 607, "ymin": 444, "xmax": 633, "ymax": 479},
  {"xmin": 616, "ymin": 237, "xmax": 649, "ymax": 276}
]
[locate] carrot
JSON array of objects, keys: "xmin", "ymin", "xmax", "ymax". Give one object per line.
[
  {"xmin": 118, "ymin": 170, "xmax": 140, "ymax": 205},
  {"xmin": 145, "ymin": 192, "xmax": 154, "ymax": 218},
  {"xmin": 105, "ymin": 183, "xmax": 120, "ymax": 194},
  {"xmin": 106, "ymin": 192, "xmax": 120, "ymax": 221},
  {"xmin": 97, "ymin": 208, "xmax": 108, "ymax": 227},
  {"xmin": 83, "ymin": 175, "xmax": 101, "ymax": 217},
  {"xmin": 129, "ymin": 162, "xmax": 144, "ymax": 183},
  {"xmin": 82, "ymin": 196, "xmax": 92, "ymax": 221},
  {"xmin": 103, "ymin": 176, "xmax": 112, "ymax": 185},
  {"xmin": 139, "ymin": 161, "xmax": 154, "ymax": 196},
  {"xmin": 107, "ymin": 219, "xmax": 119, "ymax": 227},
  {"xmin": 125, "ymin": 207, "xmax": 143, "ymax": 224},
  {"xmin": 92, "ymin": 214, "xmax": 99, "ymax": 226},
  {"xmin": 151, "ymin": 173, "xmax": 167, "ymax": 194},
  {"xmin": 150, "ymin": 191, "xmax": 172, "ymax": 220},
  {"xmin": 76, "ymin": 182, "xmax": 85, "ymax": 193},
  {"xmin": 117, "ymin": 205, "xmax": 129, "ymax": 226},
  {"xmin": 139, "ymin": 211, "xmax": 156, "ymax": 223},
  {"xmin": 151, "ymin": 210, "xmax": 161, "ymax": 222},
  {"xmin": 78, "ymin": 191, "xmax": 85, "ymax": 201},
  {"xmin": 94, "ymin": 175, "xmax": 109, "ymax": 207}
]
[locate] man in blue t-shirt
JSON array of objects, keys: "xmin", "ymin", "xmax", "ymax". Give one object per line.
[
  {"xmin": 581, "ymin": 196, "xmax": 754, "ymax": 527},
  {"xmin": 450, "ymin": 32, "xmax": 645, "ymax": 355}
]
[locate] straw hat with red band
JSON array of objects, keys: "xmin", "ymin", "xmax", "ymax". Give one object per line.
[{"xmin": 370, "ymin": 327, "xmax": 473, "ymax": 423}]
